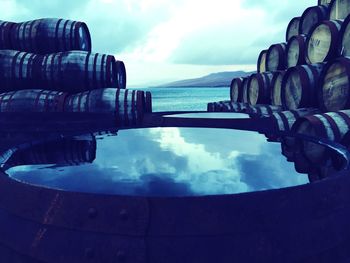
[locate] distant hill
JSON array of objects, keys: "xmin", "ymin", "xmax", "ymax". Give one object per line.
[{"xmin": 155, "ymin": 71, "xmax": 254, "ymax": 88}]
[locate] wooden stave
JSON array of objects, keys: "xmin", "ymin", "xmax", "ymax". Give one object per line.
[
  {"xmin": 9, "ymin": 19, "xmax": 91, "ymax": 54},
  {"xmin": 299, "ymin": 5, "xmax": 330, "ymax": 35},
  {"xmin": 247, "ymin": 72, "xmax": 273, "ymax": 105},
  {"xmin": 0, "ymin": 89, "xmax": 67, "ymax": 113},
  {"xmin": 266, "ymin": 43, "xmax": 287, "ymax": 71},
  {"xmin": 270, "ymin": 70, "xmax": 286, "ymax": 106},
  {"xmin": 281, "ymin": 63, "xmax": 324, "ymax": 110},
  {"xmin": 292, "ymin": 110, "xmax": 350, "ymax": 164},
  {"xmin": 329, "ymin": 0, "xmax": 350, "ymax": 20},
  {"xmin": 257, "ymin": 49, "xmax": 267, "ymax": 73},
  {"xmin": 306, "ymin": 19, "xmax": 343, "ymax": 64},
  {"xmin": 286, "ymin": 17, "xmax": 301, "ymax": 42},
  {"xmin": 286, "ymin": 35, "xmax": 308, "ymax": 67},
  {"xmin": 0, "ymin": 21, "xmax": 15, "ymax": 49},
  {"xmin": 64, "ymin": 88, "xmax": 146, "ymax": 127},
  {"xmin": 230, "ymin": 77, "xmax": 244, "ymax": 102},
  {"xmin": 318, "ymin": 56, "xmax": 350, "ymax": 112}
]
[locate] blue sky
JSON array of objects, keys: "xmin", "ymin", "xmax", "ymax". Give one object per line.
[{"xmin": 1, "ymin": 0, "xmax": 315, "ymax": 86}]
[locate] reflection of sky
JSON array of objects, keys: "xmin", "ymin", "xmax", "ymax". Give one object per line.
[{"xmin": 7, "ymin": 128, "xmax": 308, "ymax": 197}]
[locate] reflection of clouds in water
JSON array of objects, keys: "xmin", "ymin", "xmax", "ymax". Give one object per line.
[{"xmin": 7, "ymin": 128, "xmax": 307, "ymax": 196}]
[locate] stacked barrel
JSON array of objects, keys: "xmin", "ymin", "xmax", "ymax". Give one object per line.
[
  {"xmin": 0, "ymin": 18, "xmax": 152, "ymax": 127},
  {"xmin": 208, "ymin": 0, "xmax": 350, "ymax": 182}
]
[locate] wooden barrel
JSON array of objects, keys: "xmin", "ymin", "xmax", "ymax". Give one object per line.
[
  {"xmin": 281, "ymin": 63, "xmax": 324, "ymax": 110},
  {"xmin": 9, "ymin": 18, "xmax": 91, "ymax": 54},
  {"xmin": 247, "ymin": 72, "xmax": 273, "ymax": 105},
  {"xmin": 0, "ymin": 50, "xmax": 42, "ymax": 91},
  {"xmin": 306, "ymin": 20, "xmax": 343, "ymax": 64},
  {"xmin": 270, "ymin": 70, "xmax": 286, "ymax": 106},
  {"xmin": 7, "ymin": 136, "xmax": 96, "ymax": 167},
  {"xmin": 64, "ymin": 88, "xmax": 146, "ymax": 127},
  {"xmin": 271, "ymin": 108, "xmax": 321, "ymax": 133},
  {"xmin": 257, "ymin": 50, "xmax": 267, "ymax": 73},
  {"xmin": 286, "ymin": 17, "xmax": 301, "ymax": 42},
  {"xmin": 266, "ymin": 43, "xmax": 287, "ymax": 71},
  {"xmin": 0, "ymin": 21, "xmax": 15, "ymax": 49},
  {"xmin": 292, "ymin": 110, "xmax": 350, "ymax": 164},
  {"xmin": 242, "ymin": 77, "xmax": 250, "ymax": 103},
  {"xmin": 318, "ymin": 0, "xmax": 332, "ymax": 5},
  {"xmin": 246, "ymin": 104, "xmax": 282, "ymax": 118},
  {"xmin": 286, "ymin": 35, "xmax": 307, "ymax": 67},
  {"xmin": 338, "ymin": 14, "xmax": 350, "ymax": 56},
  {"xmin": 329, "ymin": 0, "xmax": 350, "ymax": 20},
  {"xmin": 41, "ymin": 51, "xmax": 121, "ymax": 92},
  {"xmin": 299, "ymin": 5, "xmax": 329, "ymax": 35},
  {"xmin": 207, "ymin": 102, "xmax": 215, "ymax": 112},
  {"xmin": 318, "ymin": 57, "xmax": 350, "ymax": 111},
  {"xmin": 230, "ymin": 77, "xmax": 245, "ymax": 102},
  {"xmin": 0, "ymin": 89, "xmax": 67, "ymax": 112},
  {"xmin": 0, "ymin": 50, "xmax": 125, "ymax": 92}
]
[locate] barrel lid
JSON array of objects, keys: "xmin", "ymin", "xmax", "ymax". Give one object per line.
[
  {"xmin": 257, "ymin": 49, "xmax": 267, "ymax": 73},
  {"xmin": 318, "ymin": 56, "xmax": 350, "ymax": 111},
  {"xmin": 286, "ymin": 35, "xmax": 307, "ymax": 67},
  {"xmin": 329, "ymin": 0, "xmax": 350, "ymax": 20},
  {"xmin": 285, "ymin": 17, "xmax": 301, "ymax": 42}
]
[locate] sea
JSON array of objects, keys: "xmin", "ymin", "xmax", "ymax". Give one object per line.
[{"xmin": 132, "ymin": 86, "xmax": 229, "ymax": 112}]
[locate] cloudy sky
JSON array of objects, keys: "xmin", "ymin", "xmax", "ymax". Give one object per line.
[{"xmin": 1, "ymin": 0, "xmax": 315, "ymax": 86}]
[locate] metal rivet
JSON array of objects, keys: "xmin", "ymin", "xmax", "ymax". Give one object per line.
[
  {"xmin": 116, "ymin": 250, "xmax": 126, "ymax": 262},
  {"xmin": 85, "ymin": 248, "xmax": 94, "ymax": 259},
  {"xmin": 88, "ymin": 208, "xmax": 98, "ymax": 219},
  {"xmin": 119, "ymin": 209, "xmax": 128, "ymax": 221}
]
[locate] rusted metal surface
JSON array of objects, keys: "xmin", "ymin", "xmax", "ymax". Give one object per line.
[{"xmin": 0, "ymin": 112, "xmax": 349, "ymax": 262}]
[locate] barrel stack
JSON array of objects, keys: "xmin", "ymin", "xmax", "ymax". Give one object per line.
[
  {"xmin": 208, "ymin": 0, "xmax": 350, "ymax": 182},
  {"xmin": 0, "ymin": 18, "xmax": 152, "ymax": 127}
]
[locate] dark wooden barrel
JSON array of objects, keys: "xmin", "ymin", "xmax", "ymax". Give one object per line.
[
  {"xmin": 207, "ymin": 102, "xmax": 215, "ymax": 112},
  {"xmin": 242, "ymin": 77, "xmax": 250, "ymax": 103},
  {"xmin": 318, "ymin": 57, "xmax": 350, "ymax": 111},
  {"xmin": 338, "ymin": 14, "xmax": 350, "ymax": 56},
  {"xmin": 0, "ymin": 50, "xmax": 42, "ymax": 91},
  {"xmin": 266, "ymin": 43, "xmax": 287, "ymax": 71},
  {"xmin": 281, "ymin": 63, "xmax": 324, "ymax": 110},
  {"xmin": 64, "ymin": 88, "xmax": 146, "ymax": 127},
  {"xmin": 292, "ymin": 110, "xmax": 350, "ymax": 164},
  {"xmin": 329, "ymin": 0, "xmax": 350, "ymax": 20},
  {"xmin": 9, "ymin": 18, "xmax": 91, "ymax": 54},
  {"xmin": 286, "ymin": 35, "xmax": 307, "ymax": 67},
  {"xmin": 257, "ymin": 50, "xmax": 267, "ymax": 73},
  {"xmin": 0, "ymin": 21, "xmax": 15, "ymax": 49},
  {"xmin": 0, "ymin": 50, "xmax": 125, "ymax": 92},
  {"xmin": 0, "ymin": 89, "xmax": 67, "ymax": 112},
  {"xmin": 331, "ymin": 129, "xmax": 350, "ymax": 169},
  {"xmin": 246, "ymin": 104, "xmax": 282, "ymax": 118},
  {"xmin": 41, "ymin": 51, "xmax": 120, "ymax": 92},
  {"xmin": 230, "ymin": 77, "xmax": 245, "ymax": 102},
  {"xmin": 247, "ymin": 72, "xmax": 273, "ymax": 105},
  {"xmin": 7, "ymin": 136, "xmax": 96, "ymax": 167},
  {"xmin": 270, "ymin": 70, "xmax": 286, "ymax": 106},
  {"xmin": 286, "ymin": 17, "xmax": 301, "ymax": 42},
  {"xmin": 306, "ymin": 20, "xmax": 343, "ymax": 64},
  {"xmin": 299, "ymin": 5, "xmax": 329, "ymax": 35}
]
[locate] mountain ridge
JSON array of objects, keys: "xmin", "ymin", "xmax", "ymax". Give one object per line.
[{"xmin": 153, "ymin": 71, "xmax": 254, "ymax": 88}]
